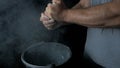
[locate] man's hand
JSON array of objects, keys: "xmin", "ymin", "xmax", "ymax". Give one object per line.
[
  {"xmin": 40, "ymin": 12, "xmax": 69, "ymax": 30},
  {"xmin": 40, "ymin": 0, "xmax": 68, "ymax": 30},
  {"xmin": 40, "ymin": 13, "xmax": 55, "ymax": 30},
  {"xmin": 45, "ymin": 0, "xmax": 67, "ymax": 21}
]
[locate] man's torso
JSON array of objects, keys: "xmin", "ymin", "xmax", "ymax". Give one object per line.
[{"xmin": 85, "ymin": 0, "xmax": 120, "ymax": 68}]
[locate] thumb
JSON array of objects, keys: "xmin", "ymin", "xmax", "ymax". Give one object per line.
[{"xmin": 52, "ymin": 0, "xmax": 62, "ymax": 5}]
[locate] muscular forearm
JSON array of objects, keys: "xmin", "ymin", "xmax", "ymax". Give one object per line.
[
  {"xmin": 62, "ymin": 1, "xmax": 120, "ymax": 27},
  {"xmin": 92, "ymin": 16, "xmax": 120, "ymax": 28},
  {"xmin": 64, "ymin": 14, "xmax": 120, "ymax": 28}
]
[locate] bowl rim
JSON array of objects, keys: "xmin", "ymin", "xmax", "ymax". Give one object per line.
[{"xmin": 21, "ymin": 42, "xmax": 72, "ymax": 67}]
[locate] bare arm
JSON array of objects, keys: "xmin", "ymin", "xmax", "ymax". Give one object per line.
[
  {"xmin": 40, "ymin": 0, "xmax": 90, "ymax": 30},
  {"xmin": 62, "ymin": 0, "xmax": 120, "ymax": 27},
  {"xmin": 91, "ymin": 16, "xmax": 120, "ymax": 28}
]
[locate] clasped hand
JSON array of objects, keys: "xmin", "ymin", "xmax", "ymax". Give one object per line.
[{"xmin": 40, "ymin": 0, "xmax": 67, "ymax": 30}]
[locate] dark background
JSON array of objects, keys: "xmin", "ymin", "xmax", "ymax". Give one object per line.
[{"xmin": 0, "ymin": 0, "xmax": 90, "ymax": 68}]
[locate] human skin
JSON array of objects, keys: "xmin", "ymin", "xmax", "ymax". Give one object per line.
[
  {"xmin": 44, "ymin": 0, "xmax": 120, "ymax": 28},
  {"xmin": 40, "ymin": 0, "xmax": 90, "ymax": 29}
]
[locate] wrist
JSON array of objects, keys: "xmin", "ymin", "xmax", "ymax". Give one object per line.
[
  {"xmin": 60, "ymin": 9, "xmax": 70, "ymax": 22},
  {"xmin": 61, "ymin": 9, "xmax": 74, "ymax": 24}
]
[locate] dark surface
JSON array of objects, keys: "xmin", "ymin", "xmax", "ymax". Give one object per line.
[{"xmin": 0, "ymin": 0, "xmax": 102, "ymax": 68}]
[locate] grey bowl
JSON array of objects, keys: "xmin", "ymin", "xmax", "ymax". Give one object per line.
[{"xmin": 21, "ymin": 42, "xmax": 72, "ymax": 68}]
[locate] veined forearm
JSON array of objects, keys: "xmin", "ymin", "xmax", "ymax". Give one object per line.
[
  {"xmin": 63, "ymin": 1, "xmax": 119, "ymax": 27},
  {"xmin": 92, "ymin": 16, "xmax": 120, "ymax": 28},
  {"xmin": 63, "ymin": 11, "xmax": 120, "ymax": 27}
]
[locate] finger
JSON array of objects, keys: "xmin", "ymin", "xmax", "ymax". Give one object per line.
[
  {"xmin": 45, "ymin": 4, "xmax": 53, "ymax": 18},
  {"xmin": 44, "ymin": 9, "xmax": 51, "ymax": 18},
  {"xmin": 43, "ymin": 19, "xmax": 55, "ymax": 29},
  {"xmin": 52, "ymin": 0, "xmax": 61, "ymax": 5},
  {"xmin": 47, "ymin": 3, "xmax": 53, "ymax": 11},
  {"xmin": 44, "ymin": 22, "xmax": 55, "ymax": 27},
  {"xmin": 44, "ymin": 24, "xmax": 55, "ymax": 30},
  {"xmin": 40, "ymin": 13, "xmax": 45, "ymax": 21},
  {"xmin": 40, "ymin": 13, "xmax": 50, "ymax": 21},
  {"xmin": 43, "ymin": 19, "xmax": 55, "ymax": 25},
  {"xmin": 44, "ymin": 22, "xmax": 55, "ymax": 30}
]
